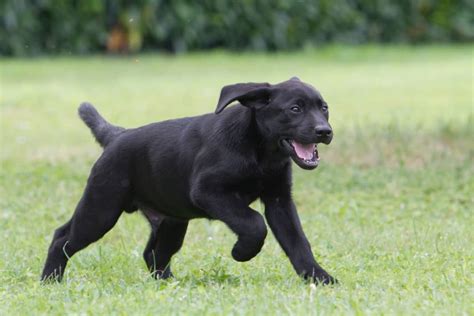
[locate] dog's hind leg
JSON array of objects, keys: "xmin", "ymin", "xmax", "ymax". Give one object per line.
[
  {"xmin": 142, "ymin": 214, "xmax": 188, "ymax": 279},
  {"xmin": 41, "ymin": 157, "xmax": 130, "ymax": 282}
]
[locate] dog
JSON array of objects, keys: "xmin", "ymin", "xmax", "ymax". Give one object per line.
[{"xmin": 41, "ymin": 77, "xmax": 336, "ymax": 284}]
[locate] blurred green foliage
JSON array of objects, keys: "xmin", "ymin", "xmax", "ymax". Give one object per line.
[{"xmin": 1, "ymin": 0, "xmax": 473, "ymax": 56}]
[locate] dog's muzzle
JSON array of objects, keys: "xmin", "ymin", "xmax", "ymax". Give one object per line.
[{"xmin": 279, "ymin": 139, "xmax": 320, "ymax": 170}]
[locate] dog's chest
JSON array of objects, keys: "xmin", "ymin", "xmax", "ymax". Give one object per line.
[
  {"xmin": 234, "ymin": 176, "xmax": 264, "ymax": 204},
  {"xmin": 234, "ymin": 161, "xmax": 286, "ymax": 204}
]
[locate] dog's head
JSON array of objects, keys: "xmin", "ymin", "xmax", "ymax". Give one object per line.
[{"xmin": 215, "ymin": 77, "xmax": 332, "ymax": 170}]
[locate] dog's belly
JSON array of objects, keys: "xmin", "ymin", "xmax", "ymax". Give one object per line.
[
  {"xmin": 133, "ymin": 197, "xmax": 206, "ymax": 220},
  {"xmin": 131, "ymin": 169, "xmax": 208, "ymax": 220},
  {"xmin": 131, "ymin": 182, "xmax": 207, "ymax": 220},
  {"xmin": 131, "ymin": 172, "xmax": 263, "ymax": 220}
]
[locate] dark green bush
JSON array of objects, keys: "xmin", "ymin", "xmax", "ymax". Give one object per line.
[{"xmin": 1, "ymin": 0, "xmax": 472, "ymax": 56}]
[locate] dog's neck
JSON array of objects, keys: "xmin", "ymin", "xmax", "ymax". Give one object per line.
[{"xmin": 224, "ymin": 106, "xmax": 289, "ymax": 167}]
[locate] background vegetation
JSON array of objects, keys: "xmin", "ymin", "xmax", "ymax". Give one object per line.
[
  {"xmin": 1, "ymin": 0, "xmax": 473, "ymax": 55},
  {"xmin": 0, "ymin": 45, "xmax": 472, "ymax": 314}
]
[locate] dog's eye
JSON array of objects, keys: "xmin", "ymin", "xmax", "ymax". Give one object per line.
[
  {"xmin": 290, "ymin": 106, "xmax": 301, "ymax": 113},
  {"xmin": 321, "ymin": 104, "xmax": 328, "ymax": 113}
]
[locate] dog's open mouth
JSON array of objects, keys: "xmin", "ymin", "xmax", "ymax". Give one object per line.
[{"xmin": 280, "ymin": 139, "xmax": 319, "ymax": 170}]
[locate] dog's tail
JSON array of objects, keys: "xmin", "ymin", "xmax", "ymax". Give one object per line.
[{"xmin": 78, "ymin": 102, "xmax": 125, "ymax": 148}]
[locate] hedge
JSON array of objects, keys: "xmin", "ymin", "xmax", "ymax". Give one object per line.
[{"xmin": 1, "ymin": 0, "xmax": 473, "ymax": 56}]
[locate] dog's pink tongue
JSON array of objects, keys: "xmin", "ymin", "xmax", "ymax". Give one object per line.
[{"xmin": 292, "ymin": 141, "xmax": 314, "ymax": 160}]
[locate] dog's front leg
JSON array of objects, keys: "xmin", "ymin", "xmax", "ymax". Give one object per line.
[
  {"xmin": 191, "ymin": 190, "xmax": 267, "ymax": 262},
  {"xmin": 262, "ymin": 193, "xmax": 336, "ymax": 285}
]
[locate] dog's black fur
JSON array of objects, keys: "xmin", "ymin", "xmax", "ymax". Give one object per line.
[{"xmin": 41, "ymin": 77, "xmax": 336, "ymax": 284}]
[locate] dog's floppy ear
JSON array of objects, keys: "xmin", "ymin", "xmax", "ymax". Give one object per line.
[{"xmin": 215, "ymin": 82, "xmax": 271, "ymax": 114}]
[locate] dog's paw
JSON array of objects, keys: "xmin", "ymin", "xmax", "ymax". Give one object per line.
[
  {"xmin": 40, "ymin": 271, "xmax": 63, "ymax": 284},
  {"xmin": 308, "ymin": 270, "xmax": 338, "ymax": 286},
  {"xmin": 40, "ymin": 265, "xmax": 66, "ymax": 284},
  {"xmin": 231, "ymin": 246, "xmax": 257, "ymax": 262},
  {"xmin": 231, "ymin": 240, "xmax": 263, "ymax": 262},
  {"xmin": 151, "ymin": 267, "xmax": 174, "ymax": 280},
  {"xmin": 159, "ymin": 269, "xmax": 174, "ymax": 280},
  {"xmin": 230, "ymin": 220, "xmax": 267, "ymax": 262}
]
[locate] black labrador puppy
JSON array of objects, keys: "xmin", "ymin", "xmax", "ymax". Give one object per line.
[{"xmin": 41, "ymin": 77, "xmax": 336, "ymax": 284}]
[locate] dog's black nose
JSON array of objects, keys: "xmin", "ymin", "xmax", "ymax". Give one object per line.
[{"xmin": 315, "ymin": 126, "xmax": 332, "ymax": 138}]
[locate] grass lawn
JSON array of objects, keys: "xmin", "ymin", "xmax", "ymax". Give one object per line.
[{"xmin": 0, "ymin": 45, "xmax": 473, "ymax": 315}]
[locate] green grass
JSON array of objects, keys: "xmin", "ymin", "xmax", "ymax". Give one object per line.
[{"xmin": 1, "ymin": 45, "xmax": 473, "ymax": 315}]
